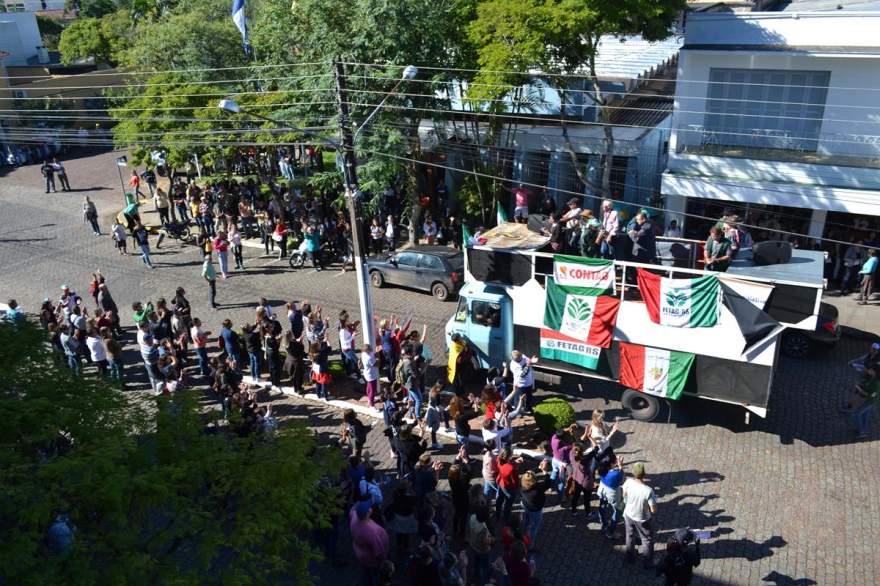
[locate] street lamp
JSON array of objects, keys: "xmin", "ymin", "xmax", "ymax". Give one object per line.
[
  {"xmin": 217, "ymin": 99, "xmax": 340, "ymax": 148},
  {"xmin": 353, "ymin": 65, "xmax": 418, "ymax": 141}
]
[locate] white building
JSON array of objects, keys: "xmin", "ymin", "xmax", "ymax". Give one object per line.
[
  {"xmin": 661, "ymin": 12, "xmax": 880, "ymax": 244},
  {"xmin": 0, "ymin": 12, "xmax": 43, "ymax": 66},
  {"xmin": 3, "ymin": 1, "xmax": 66, "ymax": 12}
]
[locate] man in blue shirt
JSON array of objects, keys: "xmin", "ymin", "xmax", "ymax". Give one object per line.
[
  {"xmin": 858, "ymin": 248, "xmax": 877, "ymax": 305},
  {"xmin": 597, "ymin": 455, "xmax": 625, "ymax": 539},
  {"xmin": 3, "ymin": 299, "xmax": 23, "ymax": 323}
]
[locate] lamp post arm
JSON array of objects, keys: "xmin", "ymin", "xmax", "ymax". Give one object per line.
[
  {"xmin": 237, "ymin": 109, "xmax": 341, "ymax": 149},
  {"xmin": 352, "ymin": 78, "xmax": 405, "ymax": 142}
]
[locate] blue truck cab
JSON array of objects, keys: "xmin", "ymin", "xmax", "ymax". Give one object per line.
[{"xmin": 445, "ymin": 281, "xmax": 513, "ymax": 369}]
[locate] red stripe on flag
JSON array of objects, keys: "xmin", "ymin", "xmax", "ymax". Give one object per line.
[
  {"xmin": 618, "ymin": 342, "xmax": 646, "ymax": 390},
  {"xmin": 540, "ymin": 328, "xmax": 583, "ymax": 343},
  {"xmin": 636, "ymin": 269, "xmax": 662, "ymax": 324},
  {"xmin": 586, "ymin": 296, "xmax": 620, "ymax": 348}
]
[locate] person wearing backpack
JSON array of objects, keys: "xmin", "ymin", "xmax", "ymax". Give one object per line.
[{"xmin": 656, "ymin": 530, "xmax": 701, "ymax": 585}]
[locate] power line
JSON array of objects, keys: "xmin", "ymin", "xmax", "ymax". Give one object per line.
[
  {"xmin": 341, "ymin": 86, "xmax": 880, "ymax": 123},
  {"xmin": 7, "ymin": 100, "xmax": 337, "ymax": 113},
  {"xmin": 346, "ymin": 73, "xmax": 880, "ymax": 111},
  {"xmin": 0, "ymin": 86, "xmax": 335, "ymax": 101},
  {"xmin": 1, "ymin": 62, "xmax": 330, "ymax": 81},
  {"xmin": 2, "ymin": 73, "xmax": 331, "ymax": 93},
  {"xmin": 340, "ymin": 100, "xmax": 880, "ymax": 147},
  {"xmin": 353, "ymin": 125, "xmax": 880, "ymax": 213},
  {"xmin": 3, "ymin": 128, "xmax": 873, "ymax": 240},
  {"xmin": 343, "ymin": 61, "xmax": 880, "ymax": 92},
  {"xmin": 355, "ymin": 145, "xmax": 874, "ymax": 248}
]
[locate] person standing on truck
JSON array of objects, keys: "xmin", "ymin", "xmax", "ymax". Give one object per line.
[
  {"xmin": 857, "ymin": 248, "xmax": 877, "ymax": 305},
  {"xmin": 704, "ymin": 226, "xmax": 732, "ymax": 272},
  {"xmin": 503, "ymin": 350, "xmax": 537, "ymax": 414},
  {"xmin": 629, "ymin": 212, "xmax": 657, "ymax": 265},
  {"xmin": 599, "ymin": 200, "xmax": 620, "ymax": 260},
  {"xmin": 560, "ymin": 198, "xmax": 583, "ymax": 253}
]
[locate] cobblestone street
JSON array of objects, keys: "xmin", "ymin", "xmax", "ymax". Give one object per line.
[{"xmin": 1, "ymin": 150, "xmax": 878, "ymax": 585}]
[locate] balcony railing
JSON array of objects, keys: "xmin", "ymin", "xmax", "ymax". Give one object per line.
[{"xmin": 675, "ymin": 125, "xmax": 880, "ymax": 170}]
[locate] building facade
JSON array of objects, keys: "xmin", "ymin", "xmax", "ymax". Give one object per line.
[{"xmin": 661, "ymin": 12, "xmax": 880, "ymax": 246}]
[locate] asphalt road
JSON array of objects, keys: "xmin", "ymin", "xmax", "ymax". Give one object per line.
[{"xmin": 1, "ymin": 149, "xmax": 878, "ymax": 586}]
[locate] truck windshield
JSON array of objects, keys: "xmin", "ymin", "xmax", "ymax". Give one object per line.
[
  {"xmin": 454, "ymin": 297, "xmax": 467, "ymax": 322},
  {"xmin": 472, "ymin": 300, "xmax": 502, "ymax": 328}
]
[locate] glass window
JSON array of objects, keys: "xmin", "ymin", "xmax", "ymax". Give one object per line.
[
  {"xmin": 396, "ymin": 252, "xmax": 419, "ymax": 267},
  {"xmin": 472, "ymin": 300, "xmax": 502, "ymax": 328},
  {"xmin": 418, "ymin": 254, "xmax": 445, "ymax": 270},
  {"xmin": 704, "ymin": 68, "xmax": 830, "ymax": 152},
  {"xmin": 454, "ymin": 297, "xmax": 468, "ymax": 323}
]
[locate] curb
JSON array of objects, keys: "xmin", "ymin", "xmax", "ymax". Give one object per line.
[{"xmin": 242, "ymin": 375, "xmax": 542, "ymax": 459}]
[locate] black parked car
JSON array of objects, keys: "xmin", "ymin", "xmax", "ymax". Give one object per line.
[
  {"xmin": 781, "ymin": 301, "xmax": 841, "ymax": 358},
  {"xmin": 366, "ymin": 246, "xmax": 464, "ymax": 301}
]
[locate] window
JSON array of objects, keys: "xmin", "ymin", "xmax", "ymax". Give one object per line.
[
  {"xmin": 395, "ymin": 252, "xmax": 419, "ymax": 267},
  {"xmin": 472, "ymin": 300, "xmax": 502, "ymax": 328},
  {"xmin": 704, "ymin": 68, "xmax": 830, "ymax": 152},
  {"xmin": 418, "ymin": 254, "xmax": 445, "ymax": 270},
  {"xmin": 454, "ymin": 297, "xmax": 468, "ymax": 323}
]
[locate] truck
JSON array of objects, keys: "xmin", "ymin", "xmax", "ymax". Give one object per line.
[{"xmin": 445, "ymin": 238, "xmax": 825, "ymax": 422}]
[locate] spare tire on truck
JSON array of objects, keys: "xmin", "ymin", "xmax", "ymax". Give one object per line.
[{"xmin": 621, "ymin": 388, "xmax": 661, "ymax": 422}]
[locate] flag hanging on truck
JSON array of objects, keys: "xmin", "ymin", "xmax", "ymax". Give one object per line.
[
  {"xmin": 637, "ymin": 268, "xmax": 720, "ymax": 328},
  {"xmin": 553, "ymin": 255, "xmax": 615, "ymax": 294},
  {"xmin": 543, "ymin": 277, "xmax": 620, "ymax": 348},
  {"xmin": 496, "ymin": 201, "xmax": 509, "ymax": 226},
  {"xmin": 540, "ymin": 328, "xmax": 602, "ymax": 370},
  {"xmin": 618, "ymin": 342, "xmax": 695, "ymax": 400}
]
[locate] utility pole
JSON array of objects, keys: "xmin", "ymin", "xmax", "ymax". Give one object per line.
[{"xmin": 334, "ymin": 60, "xmax": 376, "ymax": 347}]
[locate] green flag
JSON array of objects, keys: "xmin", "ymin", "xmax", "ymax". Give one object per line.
[
  {"xmin": 462, "ymin": 224, "xmax": 473, "ymax": 247},
  {"xmin": 496, "ymin": 201, "xmax": 508, "ymax": 225}
]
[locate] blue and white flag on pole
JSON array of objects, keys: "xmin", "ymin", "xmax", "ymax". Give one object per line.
[{"xmin": 231, "ymin": 0, "xmax": 249, "ymax": 51}]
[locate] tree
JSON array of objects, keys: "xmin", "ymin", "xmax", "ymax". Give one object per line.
[
  {"xmin": 0, "ymin": 320, "xmax": 340, "ymax": 585},
  {"xmin": 468, "ymin": 0, "xmax": 684, "ymax": 197},
  {"xmin": 251, "ymin": 0, "xmax": 479, "ymax": 241},
  {"xmin": 36, "ymin": 16, "xmax": 66, "ymax": 51},
  {"xmin": 67, "ymin": 0, "xmax": 124, "ymax": 19},
  {"xmin": 124, "ymin": 0, "xmax": 247, "ymax": 78},
  {"xmin": 58, "ymin": 18, "xmax": 112, "ymax": 65}
]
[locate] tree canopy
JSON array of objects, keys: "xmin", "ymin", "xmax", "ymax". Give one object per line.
[{"xmin": 0, "ymin": 320, "xmax": 339, "ymax": 585}]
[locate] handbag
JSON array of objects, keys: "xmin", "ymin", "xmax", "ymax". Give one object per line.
[
  {"xmin": 271, "ymin": 232, "xmax": 283, "ymax": 242},
  {"xmin": 565, "ymin": 476, "xmax": 576, "ymax": 498}
]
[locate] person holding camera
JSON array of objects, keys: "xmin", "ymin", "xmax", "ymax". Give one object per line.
[{"xmin": 656, "ymin": 529, "xmax": 702, "ymax": 585}]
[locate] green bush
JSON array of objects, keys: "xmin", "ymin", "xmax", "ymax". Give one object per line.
[{"xmin": 532, "ymin": 397, "xmax": 576, "ymax": 435}]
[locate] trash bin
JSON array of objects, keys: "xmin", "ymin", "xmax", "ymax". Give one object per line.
[{"xmin": 124, "ymin": 192, "xmax": 137, "ymax": 206}]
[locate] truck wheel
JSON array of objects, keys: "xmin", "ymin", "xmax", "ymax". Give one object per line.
[
  {"xmin": 621, "ymin": 389, "xmax": 661, "ymax": 422},
  {"xmin": 432, "ymin": 283, "xmax": 449, "ymax": 301},
  {"xmin": 781, "ymin": 331, "xmax": 812, "ymax": 359},
  {"xmin": 370, "ymin": 271, "xmax": 385, "ymax": 288}
]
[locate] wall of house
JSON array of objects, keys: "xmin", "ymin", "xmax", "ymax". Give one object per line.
[
  {"xmin": 0, "ymin": 13, "xmax": 41, "ymax": 66},
  {"xmin": 670, "ymin": 50, "xmax": 880, "ymax": 168},
  {"xmin": 685, "ymin": 12, "xmax": 880, "ymax": 48},
  {"xmin": 4, "ymin": 1, "xmax": 67, "ymax": 10}
]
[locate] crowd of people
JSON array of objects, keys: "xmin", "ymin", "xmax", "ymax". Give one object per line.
[{"xmin": 13, "ymin": 262, "xmax": 713, "ymax": 586}]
